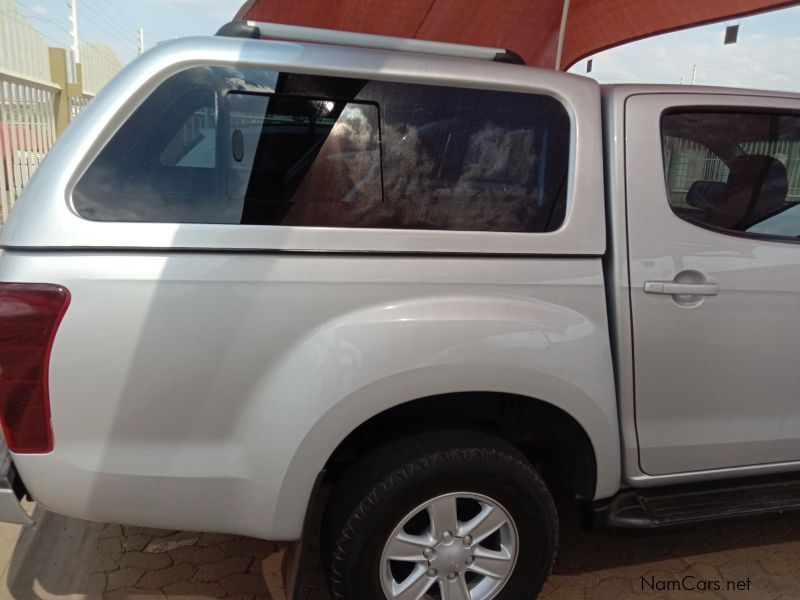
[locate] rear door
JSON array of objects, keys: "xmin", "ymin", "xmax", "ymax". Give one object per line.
[{"xmin": 625, "ymin": 93, "xmax": 800, "ymax": 475}]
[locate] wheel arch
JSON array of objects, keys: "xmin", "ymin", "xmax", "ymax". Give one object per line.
[
  {"xmin": 270, "ymin": 364, "xmax": 620, "ymax": 539},
  {"xmin": 324, "ymin": 391, "xmax": 599, "ymax": 498}
]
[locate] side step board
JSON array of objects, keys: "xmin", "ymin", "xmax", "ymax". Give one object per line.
[{"xmin": 585, "ymin": 473, "xmax": 800, "ymax": 532}]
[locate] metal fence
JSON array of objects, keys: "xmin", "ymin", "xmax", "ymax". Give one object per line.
[
  {"xmin": 0, "ymin": 0, "xmax": 121, "ymax": 225},
  {"xmin": 80, "ymin": 41, "xmax": 122, "ymax": 96},
  {"xmin": 0, "ymin": 80, "xmax": 57, "ymax": 220},
  {"xmin": 69, "ymin": 94, "xmax": 91, "ymax": 120},
  {"xmin": 0, "ymin": 0, "xmax": 57, "ymax": 223}
]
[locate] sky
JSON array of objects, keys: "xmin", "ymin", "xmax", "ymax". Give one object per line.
[
  {"xmin": 9, "ymin": 1, "xmax": 800, "ymax": 93},
  {"xmin": 12, "ymin": 0, "xmax": 243, "ymax": 64},
  {"xmin": 566, "ymin": 4, "xmax": 800, "ymax": 92}
]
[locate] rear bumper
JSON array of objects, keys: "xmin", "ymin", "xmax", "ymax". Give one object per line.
[{"xmin": 0, "ymin": 440, "xmax": 32, "ymax": 525}]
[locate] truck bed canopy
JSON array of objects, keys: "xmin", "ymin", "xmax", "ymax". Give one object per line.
[{"xmin": 236, "ymin": 0, "xmax": 796, "ymax": 70}]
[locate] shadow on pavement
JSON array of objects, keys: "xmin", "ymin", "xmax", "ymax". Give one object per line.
[
  {"xmin": 542, "ymin": 498, "xmax": 800, "ymax": 599},
  {"xmin": 5, "ymin": 505, "xmax": 289, "ymax": 599}
]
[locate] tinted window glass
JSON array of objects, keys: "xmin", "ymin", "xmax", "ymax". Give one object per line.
[
  {"xmin": 357, "ymin": 81, "xmax": 569, "ymax": 232},
  {"xmin": 74, "ymin": 66, "xmax": 571, "ymax": 232},
  {"xmin": 227, "ymin": 93, "xmax": 381, "ymax": 227},
  {"xmin": 662, "ymin": 111, "xmax": 800, "ymax": 239},
  {"xmin": 160, "ymin": 104, "xmax": 217, "ymax": 169},
  {"xmin": 74, "ymin": 67, "xmax": 378, "ymax": 225},
  {"xmin": 75, "ymin": 79, "xmax": 224, "ymax": 223}
]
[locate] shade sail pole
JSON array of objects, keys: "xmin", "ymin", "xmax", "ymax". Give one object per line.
[{"xmin": 555, "ymin": 0, "xmax": 570, "ymax": 70}]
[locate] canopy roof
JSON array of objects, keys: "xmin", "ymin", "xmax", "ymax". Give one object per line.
[{"xmin": 236, "ymin": 0, "xmax": 796, "ymax": 69}]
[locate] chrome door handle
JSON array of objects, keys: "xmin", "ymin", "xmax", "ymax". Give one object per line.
[{"xmin": 644, "ymin": 281, "xmax": 719, "ymax": 296}]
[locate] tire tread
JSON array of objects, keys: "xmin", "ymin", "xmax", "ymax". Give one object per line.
[{"xmin": 323, "ymin": 430, "xmax": 558, "ymax": 600}]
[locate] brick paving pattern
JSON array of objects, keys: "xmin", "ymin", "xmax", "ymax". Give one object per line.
[
  {"xmin": 90, "ymin": 527, "xmax": 286, "ymax": 598},
  {"xmin": 1, "ymin": 500, "xmax": 799, "ymax": 599},
  {"xmin": 2, "ymin": 504, "xmax": 288, "ymax": 599}
]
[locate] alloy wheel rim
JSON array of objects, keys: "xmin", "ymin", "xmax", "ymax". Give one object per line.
[{"xmin": 379, "ymin": 491, "xmax": 518, "ymax": 600}]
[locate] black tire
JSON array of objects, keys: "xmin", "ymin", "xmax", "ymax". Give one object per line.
[{"xmin": 322, "ymin": 430, "xmax": 559, "ymax": 599}]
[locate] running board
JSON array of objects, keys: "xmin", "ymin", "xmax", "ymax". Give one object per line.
[{"xmin": 585, "ymin": 473, "xmax": 800, "ymax": 532}]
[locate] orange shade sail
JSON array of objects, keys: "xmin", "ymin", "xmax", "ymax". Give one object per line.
[{"xmin": 236, "ymin": 0, "xmax": 797, "ymax": 69}]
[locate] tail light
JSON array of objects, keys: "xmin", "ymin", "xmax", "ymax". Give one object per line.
[{"xmin": 0, "ymin": 283, "xmax": 70, "ymax": 453}]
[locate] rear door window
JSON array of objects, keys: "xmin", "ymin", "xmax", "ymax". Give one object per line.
[{"xmin": 662, "ymin": 111, "xmax": 800, "ymax": 239}]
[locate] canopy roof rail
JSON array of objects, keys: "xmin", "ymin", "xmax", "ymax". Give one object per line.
[{"xmin": 216, "ymin": 20, "xmax": 525, "ymax": 65}]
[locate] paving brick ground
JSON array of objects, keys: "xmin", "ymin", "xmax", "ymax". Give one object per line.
[
  {"xmin": 1, "ymin": 499, "xmax": 799, "ymax": 599},
  {"xmin": 0, "ymin": 502, "xmax": 288, "ymax": 599}
]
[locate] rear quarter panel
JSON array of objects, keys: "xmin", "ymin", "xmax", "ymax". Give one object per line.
[{"xmin": 2, "ymin": 251, "xmax": 618, "ymax": 539}]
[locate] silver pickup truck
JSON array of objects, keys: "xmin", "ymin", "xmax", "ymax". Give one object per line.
[{"xmin": 1, "ymin": 20, "xmax": 799, "ymax": 600}]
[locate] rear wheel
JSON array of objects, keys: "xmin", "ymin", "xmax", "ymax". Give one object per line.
[{"xmin": 323, "ymin": 430, "xmax": 559, "ymax": 599}]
